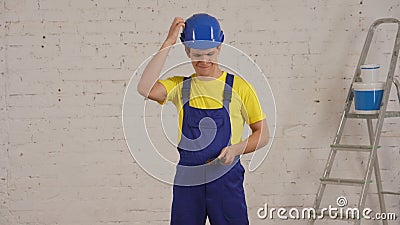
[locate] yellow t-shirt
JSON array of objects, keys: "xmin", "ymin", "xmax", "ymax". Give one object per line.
[{"xmin": 158, "ymin": 71, "xmax": 266, "ymax": 145}]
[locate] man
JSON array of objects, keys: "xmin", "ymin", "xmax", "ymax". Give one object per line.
[{"xmin": 137, "ymin": 13, "xmax": 269, "ymax": 225}]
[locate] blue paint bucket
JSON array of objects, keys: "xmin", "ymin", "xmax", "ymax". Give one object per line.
[{"xmin": 353, "ymin": 82, "xmax": 384, "ymax": 114}]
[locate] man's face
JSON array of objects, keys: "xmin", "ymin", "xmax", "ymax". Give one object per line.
[{"xmin": 187, "ymin": 46, "xmax": 221, "ymax": 76}]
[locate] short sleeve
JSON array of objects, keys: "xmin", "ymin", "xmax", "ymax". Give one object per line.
[
  {"xmin": 238, "ymin": 79, "xmax": 266, "ymax": 124},
  {"xmin": 157, "ymin": 76, "xmax": 184, "ymax": 105}
]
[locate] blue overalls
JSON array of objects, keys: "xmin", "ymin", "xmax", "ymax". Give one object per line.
[{"xmin": 171, "ymin": 74, "xmax": 249, "ymax": 225}]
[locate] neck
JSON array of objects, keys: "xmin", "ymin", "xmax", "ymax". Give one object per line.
[{"xmin": 196, "ymin": 66, "xmax": 223, "ymax": 81}]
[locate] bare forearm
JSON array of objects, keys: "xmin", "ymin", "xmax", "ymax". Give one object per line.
[
  {"xmin": 137, "ymin": 42, "xmax": 172, "ymax": 97},
  {"xmin": 137, "ymin": 17, "xmax": 185, "ymax": 97},
  {"xmin": 220, "ymin": 119, "xmax": 269, "ymax": 161},
  {"xmin": 231, "ymin": 129, "xmax": 268, "ymax": 156}
]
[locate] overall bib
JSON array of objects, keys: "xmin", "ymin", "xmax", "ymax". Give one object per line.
[{"xmin": 171, "ymin": 74, "xmax": 249, "ymax": 225}]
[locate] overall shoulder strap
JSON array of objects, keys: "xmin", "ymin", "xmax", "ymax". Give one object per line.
[
  {"xmin": 223, "ymin": 73, "xmax": 234, "ymax": 109},
  {"xmin": 223, "ymin": 73, "xmax": 234, "ymax": 146},
  {"xmin": 181, "ymin": 76, "xmax": 191, "ymax": 104},
  {"xmin": 223, "ymin": 73, "xmax": 234, "ymax": 102}
]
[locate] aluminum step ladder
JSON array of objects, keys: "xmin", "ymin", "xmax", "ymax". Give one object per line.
[{"xmin": 309, "ymin": 18, "xmax": 400, "ymax": 225}]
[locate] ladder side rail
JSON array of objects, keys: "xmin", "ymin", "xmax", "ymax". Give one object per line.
[
  {"xmin": 366, "ymin": 119, "xmax": 388, "ymax": 225},
  {"xmin": 352, "ymin": 18, "xmax": 381, "ymax": 83}
]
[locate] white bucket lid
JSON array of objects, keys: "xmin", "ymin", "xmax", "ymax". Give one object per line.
[
  {"xmin": 360, "ymin": 64, "xmax": 380, "ymax": 70},
  {"xmin": 353, "ymin": 82, "xmax": 384, "ymax": 91}
]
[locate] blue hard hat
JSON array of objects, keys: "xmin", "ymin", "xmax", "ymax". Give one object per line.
[{"xmin": 180, "ymin": 13, "xmax": 224, "ymax": 50}]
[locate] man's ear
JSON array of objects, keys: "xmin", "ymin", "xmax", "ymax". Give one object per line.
[
  {"xmin": 185, "ymin": 46, "xmax": 190, "ymax": 58},
  {"xmin": 216, "ymin": 45, "xmax": 222, "ymax": 54}
]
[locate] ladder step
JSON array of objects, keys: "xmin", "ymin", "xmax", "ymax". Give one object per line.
[
  {"xmin": 346, "ymin": 111, "xmax": 400, "ymax": 119},
  {"xmin": 315, "ymin": 209, "xmax": 330, "ymax": 218},
  {"xmin": 381, "ymin": 191, "xmax": 400, "ymax": 195},
  {"xmin": 330, "ymin": 144, "xmax": 380, "ymax": 152},
  {"xmin": 320, "ymin": 178, "xmax": 372, "ymax": 186}
]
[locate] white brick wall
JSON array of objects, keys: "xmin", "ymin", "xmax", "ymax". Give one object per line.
[{"xmin": 1, "ymin": 0, "xmax": 399, "ymax": 224}]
